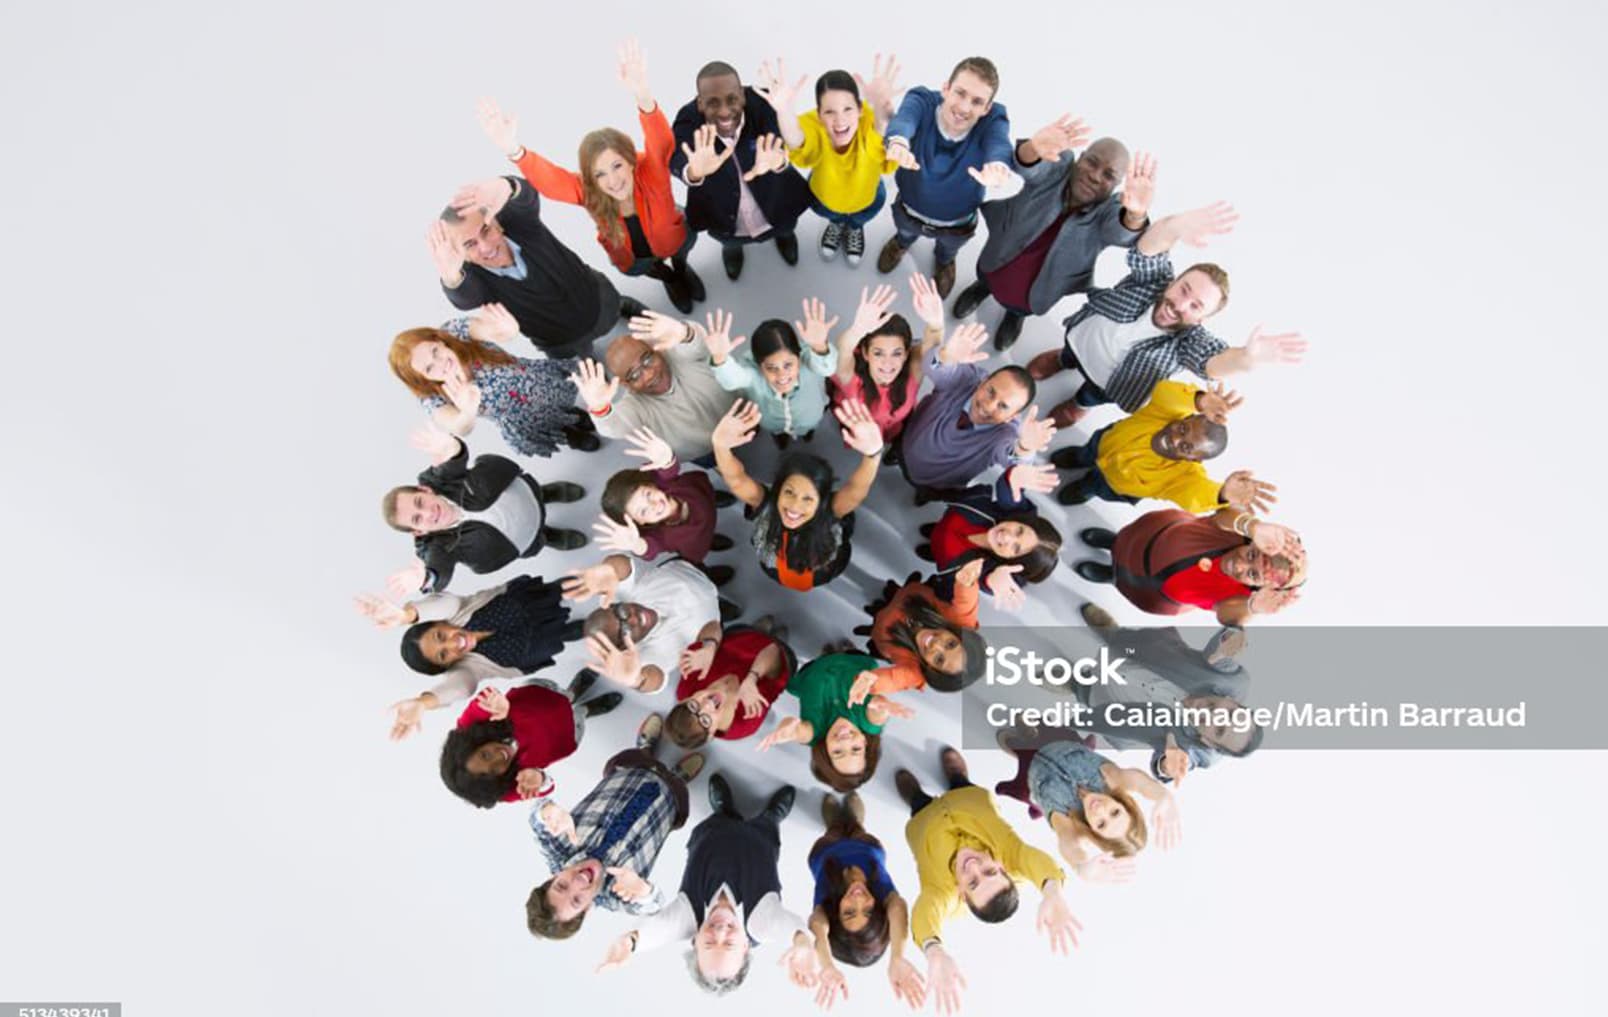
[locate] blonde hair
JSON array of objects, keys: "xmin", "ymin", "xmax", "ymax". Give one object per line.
[
  {"xmin": 578, "ymin": 128, "xmax": 639, "ymax": 250},
  {"xmin": 1061, "ymin": 787, "xmax": 1148, "ymax": 857}
]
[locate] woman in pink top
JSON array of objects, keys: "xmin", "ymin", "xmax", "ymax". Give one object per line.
[{"xmin": 829, "ymin": 274, "xmax": 947, "ymax": 456}]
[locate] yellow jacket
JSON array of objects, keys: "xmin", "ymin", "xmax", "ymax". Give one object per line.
[
  {"xmin": 904, "ymin": 786, "xmax": 1064, "ymax": 945},
  {"xmin": 1097, "ymin": 380, "xmax": 1226, "ymax": 513},
  {"xmin": 790, "ymin": 103, "xmax": 895, "ymax": 214}
]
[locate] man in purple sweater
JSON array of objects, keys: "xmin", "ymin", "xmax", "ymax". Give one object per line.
[{"xmin": 897, "ymin": 322, "xmax": 1057, "ymax": 505}]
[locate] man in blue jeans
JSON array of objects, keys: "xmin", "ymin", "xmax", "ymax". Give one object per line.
[{"xmin": 876, "ymin": 56, "xmax": 1012, "ymax": 298}]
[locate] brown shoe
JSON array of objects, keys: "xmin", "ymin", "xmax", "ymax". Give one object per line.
[
  {"xmin": 674, "ymin": 751, "xmax": 706, "ymax": 782},
  {"xmin": 894, "ymin": 768, "xmax": 923, "ymax": 808},
  {"xmin": 877, "ymin": 237, "xmax": 907, "ymax": 274},
  {"xmin": 1047, "ymin": 397, "xmax": 1088, "ymax": 430},
  {"xmin": 939, "ymin": 745, "xmax": 969, "ymax": 784},
  {"xmin": 821, "ymin": 794, "xmax": 842, "ymax": 828},
  {"xmin": 1079, "ymin": 602, "xmax": 1117, "ymax": 631},
  {"xmin": 1027, "ymin": 349, "xmax": 1067, "ymax": 381},
  {"xmin": 845, "ymin": 790, "xmax": 866, "ymax": 825},
  {"xmin": 934, "ymin": 260, "xmax": 957, "ymax": 298}
]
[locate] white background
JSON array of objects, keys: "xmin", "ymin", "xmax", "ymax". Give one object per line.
[{"xmin": 2, "ymin": 1, "xmax": 1605, "ymax": 1014}]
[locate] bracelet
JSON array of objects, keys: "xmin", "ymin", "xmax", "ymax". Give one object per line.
[
  {"xmin": 682, "ymin": 321, "xmax": 695, "ymax": 343},
  {"xmin": 506, "ymin": 145, "xmax": 527, "ymax": 162},
  {"xmin": 1232, "ymin": 512, "xmax": 1255, "ymax": 537},
  {"xmin": 589, "ymin": 403, "xmax": 612, "ymax": 417}
]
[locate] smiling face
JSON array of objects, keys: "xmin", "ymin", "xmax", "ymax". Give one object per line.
[
  {"xmin": 591, "ymin": 147, "xmax": 635, "ymax": 203},
  {"xmin": 954, "ymin": 848, "xmax": 1010, "ymax": 908},
  {"xmin": 1152, "ymin": 416, "xmax": 1214, "ymax": 461},
  {"xmin": 987, "ymin": 520, "xmax": 1040, "ymax": 559},
  {"xmin": 824, "ymin": 717, "xmax": 868, "ymax": 775},
  {"xmin": 760, "ymin": 349, "xmax": 801, "ymax": 394},
  {"xmin": 445, "ymin": 208, "xmax": 513, "ymax": 268},
  {"xmin": 1068, "ymin": 138, "xmax": 1129, "ymax": 209},
  {"xmin": 610, "ymin": 601, "xmax": 659, "ymax": 643},
  {"xmin": 695, "ymin": 898, "xmax": 749, "ymax": 980},
  {"xmin": 1186, "ymin": 694, "xmax": 1255, "ymax": 753},
  {"xmin": 776, "ymin": 473, "xmax": 822, "ymax": 530},
  {"xmin": 818, "ymin": 88, "xmax": 861, "ymax": 150},
  {"xmin": 419, "ymin": 622, "xmax": 479, "ymax": 668},
  {"xmin": 696, "ymin": 73, "xmax": 745, "ymax": 136},
  {"xmin": 916, "ymin": 627, "xmax": 966, "ymax": 675},
  {"xmin": 1219, "ymin": 545, "xmax": 1300, "ymax": 590},
  {"xmin": 838, "ymin": 871, "xmax": 875, "ymax": 932},
  {"xmin": 1079, "ymin": 789, "xmax": 1132, "ymax": 840},
  {"xmin": 1152, "ymin": 269, "xmax": 1226, "ymax": 331},
  {"xmin": 407, "ymin": 340, "xmax": 467, "ymax": 386},
  {"xmin": 969, "ymin": 372, "xmax": 1030, "ymax": 426},
  {"xmin": 624, "ymin": 484, "xmax": 675, "ymax": 526},
  {"xmin": 393, "ymin": 489, "xmax": 460, "ymax": 534},
  {"xmin": 605, "ymin": 337, "xmax": 671, "ymax": 396},
  {"xmin": 465, "ymin": 739, "xmax": 515, "ymax": 777},
  {"xmin": 546, "ymin": 859, "xmax": 605, "ymax": 922},
  {"xmin": 939, "ymin": 69, "xmax": 995, "ymax": 136},
  {"xmin": 860, "ymin": 331, "xmax": 910, "ymax": 387}
]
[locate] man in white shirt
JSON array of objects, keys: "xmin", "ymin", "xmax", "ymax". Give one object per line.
[{"xmin": 561, "ymin": 554, "xmax": 730, "ymax": 694}]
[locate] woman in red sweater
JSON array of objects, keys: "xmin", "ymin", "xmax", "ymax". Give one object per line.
[
  {"xmin": 917, "ymin": 464, "xmax": 1063, "ymax": 612},
  {"xmin": 477, "ymin": 41, "xmax": 704, "ymax": 312}
]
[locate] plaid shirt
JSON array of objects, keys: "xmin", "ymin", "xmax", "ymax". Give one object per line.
[
  {"xmin": 530, "ymin": 764, "xmax": 678, "ymax": 916},
  {"xmin": 1062, "ymin": 247, "xmax": 1227, "ymax": 412}
]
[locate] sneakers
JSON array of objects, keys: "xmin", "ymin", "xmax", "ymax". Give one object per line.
[
  {"xmin": 844, "ymin": 225, "xmax": 866, "ymax": 266},
  {"xmin": 539, "ymin": 482, "xmax": 586, "ymax": 504},
  {"xmin": 877, "ymin": 236, "xmax": 907, "ymax": 274},
  {"xmin": 934, "ymin": 260, "xmax": 956, "ymax": 298},
  {"xmin": 775, "ymin": 232, "xmax": 799, "ymax": 266},
  {"xmin": 1027, "ymin": 349, "xmax": 1067, "ymax": 381},
  {"xmin": 820, "ymin": 222, "xmax": 843, "ymax": 261},
  {"xmin": 952, "ymin": 278, "xmax": 990, "ymax": 319}
]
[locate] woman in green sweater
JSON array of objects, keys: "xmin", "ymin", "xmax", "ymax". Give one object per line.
[{"xmin": 757, "ymin": 652, "xmax": 912, "ymax": 790}]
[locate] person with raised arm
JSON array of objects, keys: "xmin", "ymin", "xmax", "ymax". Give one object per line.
[
  {"xmin": 753, "ymin": 55, "xmax": 901, "ymax": 265},
  {"xmin": 1051, "ymin": 379, "xmax": 1278, "ymax": 511},
  {"xmin": 426, "ymin": 176, "xmax": 645, "ymax": 360},
  {"xmin": 896, "ymin": 321, "xmax": 1057, "ymax": 504},
  {"xmin": 570, "ymin": 309, "xmax": 739, "ymax": 464},
  {"xmin": 595, "ymin": 425, "xmax": 736, "ymax": 585},
  {"xmin": 1026, "ymin": 202, "xmax": 1307, "ymax": 428},
  {"xmin": 875, "ymin": 57, "xmax": 1013, "ymax": 298},
  {"xmin": 913, "ymin": 464, "xmax": 1063, "ymax": 613},
  {"xmin": 669, "ymin": 60, "xmax": 811, "ymax": 281},
  {"xmin": 707, "ymin": 304, "xmax": 837, "ymax": 448},
  {"xmin": 711, "ymin": 398, "xmax": 887, "ymax": 591},
  {"xmin": 560, "ymin": 552, "xmax": 725, "ymax": 695},
  {"xmin": 477, "ymin": 41, "xmax": 705, "ymax": 313},
  {"xmin": 853, "ymin": 558, "xmax": 988, "ymax": 699},
  {"xmin": 953, "ymin": 121, "xmax": 1151, "ymax": 352},
  {"xmin": 664, "ymin": 620, "xmax": 796, "ymax": 749},
  {"xmin": 388, "ymin": 304, "xmax": 600, "ymax": 457},
  {"xmin": 756, "ymin": 651, "xmax": 914, "ymax": 792},
  {"xmin": 380, "ymin": 429, "xmax": 588, "ymax": 597},
  {"xmin": 829, "ymin": 276, "xmax": 945, "ymax": 454}
]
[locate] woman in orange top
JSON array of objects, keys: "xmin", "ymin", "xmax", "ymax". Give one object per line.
[
  {"xmin": 851, "ymin": 559, "xmax": 988, "ymax": 703},
  {"xmin": 476, "ymin": 41, "xmax": 704, "ymax": 313}
]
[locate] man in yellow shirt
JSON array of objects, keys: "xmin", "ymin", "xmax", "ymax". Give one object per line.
[
  {"xmin": 897, "ymin": 746, "xmax": 1081, "ymax": 1014},
  {"xmin": 1051, "ymin": 380, "xmax": 1276, "ymax": 512}
]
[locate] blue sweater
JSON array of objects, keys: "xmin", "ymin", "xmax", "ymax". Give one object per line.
[{"xmin": 885, "ymin": 86, "xmax": 1012, "ymax": 223}]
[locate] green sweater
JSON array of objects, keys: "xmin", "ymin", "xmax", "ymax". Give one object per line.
[{"xmin": 788, "ymin": 653, "xmax": 886, "ymax": 739}]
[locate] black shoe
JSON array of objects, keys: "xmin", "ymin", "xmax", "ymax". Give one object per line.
[
  {"xmin": 913, "ymin": 486, "xmax": 936, "ymax": 507},
  {"xmin": 705, "ymin": 564, "xmax": 736, "ymax": 587},
  {"xmin": 662, "ymin": 272, "xmax": 693, "ymax": 314},
  {"xmin": 800, "ymin": 429, "xmax": 815, "ymax": 443},
  {"xmin": 772, "ymin": 431, "xmax": 792, "ymax": 451},
  {"xmin": 993, "ymin": 311, "xmax": 1024, "ymax": 351},
  {"xmin": 775, "ymin": 232, "xmax": 799, "ymax": 266},
  {"xmin": 1074, "ymin": 561, "xmax": 1115, "ymax": 584},
  {"xmin": 1056, "ymin": 482, "xmax": 1092, "ymax": 507},
  {"xmin": 709, "ymin": 773, "xmax": 738, "ymax": 817},
  {"xmin": 882, "ymin": 443, "xmax": 902, "ymax": 468},
  {"xmin": 1080, "ymin": 527, "xmax": 1117, "ymax": 551},
  {"xmin": 564, "ymin": 427, "xmax": 602, "ymax": 453},
  {"xmin": 680, "ymin": 262, "xmax": 706, "ymax": 303},
  {"xmin": 619, "ymin": 296, "xmax": 649, "ymax": 322},
  {"xmin": 723, "ymin": 245, "xmax": 744, "ymax": 281},
  {"xmin": 712, "ymin": 491, "xmax": 737, "ymax": 510},
  {"xmin": 718, "ymin": 598, "xmax": 740, "ymax": 623},
  {"xmin": 582, "ymin": 691, "xmax": 624, "ymax": 717},
  {"xmin": 560, "ymin": 619, "xmax": 586, "ymax": 643},
  {"xmin": 915, "ymin": 542, "xmax": 935, "ymax": 562},
  {"xmin": 541, "ymin": 527, "xmax": 588, "ymax": 551},
  {"xmin": 1050, "ymin": 446, "xmax": 1087, "ymax": 470},
  {"xmin": 919, "ymin": 523, "xmax": 935, "ymax": 539},
  {"xmin": 894, "ymin": 769, "xmax": 923, "ymax": 809},
  {"xmin": 566, "ymin": 668, "xmax": 599, "ymax": 702},
  {"xmin": 763, "ymin": 785, "xmax": 796, "ymax": 822},
  {"xmin": 710, "ymin": 533, "xmax": 735, "ymax": 551},
  {"xmin": 540, "ymin": 482, "xmax": 586, "ymax": 504},
  {"xmin": 952, "ymin": 279, "xmax": 989, "ymax": 319}
]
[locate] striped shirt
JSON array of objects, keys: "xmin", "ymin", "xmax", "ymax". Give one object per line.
[
  {"xmin": 1062, "ymin": 247, "xmax": 1227, "ymax": 412},
  {"xmin": 530, "ymin": 763, "xmax": 679, "ymax": 915}
]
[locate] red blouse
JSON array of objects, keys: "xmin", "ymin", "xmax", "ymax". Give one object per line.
[
  {"xmin": 674, "ymin": 628, "xmax": 792, "ymax": 741},
  {"xmin": 455, "ymin": 683, "xmax": 578, "ymax": 803}
]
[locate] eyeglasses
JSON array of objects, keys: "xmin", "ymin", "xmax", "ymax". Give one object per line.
[
  {"xmin": 624, "ymin": 350, "xmax": 655, "ymax": 386},
  {"xmin": 687, "ymin": 700, "xmax": 715, "ymax": 730}
]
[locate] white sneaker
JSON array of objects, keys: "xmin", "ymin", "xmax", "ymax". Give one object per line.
[
  {"xmin": 844, "ymin": 225, "xmax": 865, "ymax": 266},
  {"xmin": 819, "ymin": 222, "xmax": 843, "ymax": 260}
]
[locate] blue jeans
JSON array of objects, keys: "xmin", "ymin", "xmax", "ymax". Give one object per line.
[
  {"xmin": 890, "ymin": 200, "xmax": 977, "ymax": 267},
  {"xmin": 810, "ymin": 182, "xmax": 886, "ymax": 227}
]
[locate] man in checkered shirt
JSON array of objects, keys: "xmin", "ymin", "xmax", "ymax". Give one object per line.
[
  {"xmin": 1027, "ymin": 201, "xmax": 1306, "ymax": 429},
  {"xmin": 525, "ymin": 715, "xmax": 703, "ymax": 940}
]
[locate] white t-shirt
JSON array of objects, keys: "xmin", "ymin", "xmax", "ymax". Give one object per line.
[
  {"xmin": 617, "ymin": 557, "xmax": 720, "ymax": 692},
  {"xmin": 461, "ymin": 477, "xmax": 543, "ymax": 554},
  {"xmin": 1068, "ymin": 313, "xmax": 1162, "ymax": 390}
]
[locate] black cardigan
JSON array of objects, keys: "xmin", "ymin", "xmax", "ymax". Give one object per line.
[
  {"xmin": 413, "ymin": 438, "xmax": 545, "ymax": 592},
  {"xmin": 669, "ymin": 88, "xmax": 810, "ymax": 237}
]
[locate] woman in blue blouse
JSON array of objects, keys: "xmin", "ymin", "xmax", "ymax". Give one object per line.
[{"xmin": 705, "ymin": 303, "xmax": 838, "ymax": 449}]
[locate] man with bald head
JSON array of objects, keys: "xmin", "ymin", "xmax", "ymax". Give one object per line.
[
  {"xmin": 560, "ymin": 553, "xmax": 724, "ymax": 695},
  {"xmin": 1050, "ymin": 380, "xmax": 1277, "ymax": 512},
  {"xmin": 569, "ymin": 310, "xmax": 739, "ymax": 464},
  {"xmin": 952, "ymin": 122, "xmax": 1152, "ymax": 351}
]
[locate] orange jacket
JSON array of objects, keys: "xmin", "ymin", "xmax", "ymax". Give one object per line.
[
  {"xmin": 514, "ymin": 104, "xmax": 687, "ymax": 272},
  {"xmin": 867, "ymin": 577, "xmax": 980, "ymax": 694}
]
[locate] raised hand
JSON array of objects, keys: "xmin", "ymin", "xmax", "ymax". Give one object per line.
[
  {"xmin": 887, "ymin": 955, "xmax": 927, "ymax": 1011},
  {"xmin": 702, "ymin": 307, "xmax": 747, "ymax": 364},
  {"xmin": 967, "ymin": 161, "xmax": 1013, "ymax": 189},
  {"xmin": 593, "ymin": 514, "xmax": 647, "ymax": 556},
  {"xmin": 595, "ymin": 932, "xmax": 636, "ymax": 973},
  {"xmin": 1248, "ymin": 586, "xmax": 1302, "ymax": 616},
  {"xmin": 561, "ymin": 562, "xmax": 623, "ymax": 606},
  {"xmin": 924, "ymin": 945, "xmax": 966, "ymax": 1016},
  {"xmin": 954, "ymin": 557, "xmax": 986, "ymax": 589},
  {"xmin": 1222, "ymin": 471, "xmax": 1278, "ymax": 514},
  {"xmin": 539, "ymin": 801, "xmax": 579, "ymax": 844},
  {"xmin": 386, "ymin": 561, "xmax": 427, "ymax": 599},
  {"xmin": 616, "ymin": 38, "xmax": 652, "ymax": 107},
  {"xmin": 388, "ymin": 696, "xmax": 428, "ymax": 741},
  {"xmin": 567, "ymin": 359, "xmax": 619, "ymax": 413},
  {"xmin": 1035, "ymin": 885, "xmax": 1082, "ymax": 955},
  {"xmin": 856, "ymin": 52, "xmax": 902, "ymax": 115},
  {"xmin": 871, "ymin": 695, "xmax": 915, "ymax": 720},
  {"xmin": 467, "ymin": 302, "xmax": 520, "ymax": 345},
  {"xmin": 1008, "ymin": 462, "xmax": 1059, "ymax": 499},
  {"xmin": 795, "ymin": 296, "xmax": 840, "ymax": 353},
  {"xmin": 678, "ymin": 639, "xmax": 716, "ymax": 682},
  {"xmin": 586, "ymin": 629, "xmax": 642, "ymax": 686},
  {"xmin": 606, "ymin": 865, "xmax": 653, "ymax": 902},
  {"xmin": 743, "ymin": 134, "xmax": 790, "ymax": 182},
  {"xmin": 1196, "ymin": 380, "xmax": 1243, "ymax": 424},
  {"xmin": 712, "ymin": 399, "xmax": 762, "ymax": 451},
  {"xmin": 627, "ymin": 309, "xmax": 690, "ymax": 350},
  {"xmin": 834, "ymin": 398, "xmax": 885, "ymax": 457},
  {"xmin": 986, "ymin": 563, "xmax": 1027, "ymax": 612},
  {"xmin": 475, "ymin": 96, "xmax": 521, "ymax": 157},
  {"xmin": 474, "ymin": 685, "xmax": 511, "ymax": 721},
  {"xmin": 780, "ymin": 938, "xmax": 820, "ymax": 989},
  {"xmin": 426, "ymin": 220, "xmax": 466, "ymax": 282},
  {"xmin": 623, "ymin": 426, "xmax": 674, "ymax": 471},
  {"xmin": 1250, "ymin": 521, "xmax": 1300, "ymax": 556},
  {"xmin": 1121, "ymin": 150, "xmax": 1157, "ymax": 220},
  {"xmin": 409, "ymin": 423, "xmax": 461, "ymax": 464},
  {"xmin": 449, "ymin": 178, "xmax": 513, "ymax": 219},
  {"xmin": 937, "ymin": 321, "xmax": 989, "ymax": 365},
  {"xmin": 736, "ymin": 675, "xmax": 768, "ymax": 719},
  {"xmin": 908, "ymin": 273, "xmax": 944, "ymax": 330},
  {"xmin": 441, "ymin": 373, "xmax": 482, "ymax": 417},
  {"xmin": 885, "ymin": 139, "xmax": 921, "ymax": 171},
  {"xmin": 1015, "ymin": 405, "xmax": 1058, "ymax": 454},
  {"xmin": 681, "ymin": 123, "xmax": 736, "ymax": 183},
  {"xmin": 1176, "ymin": 200, "xmax": 1239, "ymax": 247},
  {"xmin": 354, "ymin": 593, "xmax": 411, "ymax": 629},
  {"xmin": 515, "ymin": 768, "xmax": 548, "ymax": 800},
  {"xmin": 757, "ymin": 716, "xmax": 804, "ymax": 751},
  {"xmin": 1152, "ymin": 793, "xmax": 1183, "ymax": 851},
  {"xmin": 1161, "ymin": 732, "xmax": 1190, "ymax": 786},
  {"xmin": 1028, "ymin": 113, "xmax": 1090, "ymax": 162},
  {"xmin": 1245, "ymin": 326, "xmax": 1308, "ymax": 366},
  {"xmin": 754, "ymin": 57, "xmax": 807, "ymax": 114},
  {"xmin": 847, "ymin": 671, "xmax": 878, "ymax": 708},
  {"xmin": 1079, "ymin": 855, "xmax": 1138, "ymax": 884},
  {"xmin": 815, "ymin": 963, "xmax": 849, "ymax": 1010},
  {"xmin": 847, "ymin": 285, "xmax": 897, "ymax": 339}
]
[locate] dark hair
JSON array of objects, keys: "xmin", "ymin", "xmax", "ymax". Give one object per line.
[
  {"xmin": 1014, "ymin": 517, "xmax": 1064, "ymax": 583},
  {"xmin": 401, "ymin": 621, "xmax": 446, "ymax": 676},
  {"xmin": 439, "ymin": 205, "xmax": 465, "ymax": 224},
  {"xmin": 886, "ymin": 594, "xmax": 973, "ymax": 689},
  {"xmin": 809, "ymin": 733, "xmax": 881, "ymax": 791},
  {"xmin": 1213, "ymin": 714, "xmax": 1265, "ymax": 758},
  {"xmin": 438, "ymin": 720, "xmax": 518, "ymax": 808},
  {"xmin": 967, "ymin": 880, "xmax": 1019, "ymax": 923},
  {"xmin": 601, "ymin": 468, "xmax": 655, "ymax": 525},
  {"xmin": 666, "ymin": 700, "xmax": 712, "ymax": 750},
  {"xmin": 814, "ymin": 69, "xmax": 861, "ymax": 107},
  {"xmin": 750, "ymin": 319, "xmax": 803, "ymax": 367},
  {"xmin": 819, "ymin": 855, "xmax": 891, "ymax": 966},
  {"xmin": 526, "ymin": 879, "xmax": 586, "ymax": 940},
  {"xmin": 850, "ymin": 314, "xmax": 916, "ymax": 416},
  {"xmin": 759, "ymin": 453, "xmax": 841, "ymax": 573},
  {"xmin": 696, "ymin": 60, "xmax": 741, "ymax": 85},
  {"xmin": 987, "ymin": 364, "xmax": 1037, "ymax": 407},
  {"xmin": 947, "ymin": 56, "xmax": 1000, "ymax": 97}
]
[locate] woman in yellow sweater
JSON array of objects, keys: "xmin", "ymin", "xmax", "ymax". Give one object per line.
[{"xmin": 754, "ymin": 56, "xmax": 901, "ymax": 265}]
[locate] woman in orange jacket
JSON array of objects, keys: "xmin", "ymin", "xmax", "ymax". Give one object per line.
[{"xmin": 477, "ymin": 41, "xmax": 704, "ymax": 313}]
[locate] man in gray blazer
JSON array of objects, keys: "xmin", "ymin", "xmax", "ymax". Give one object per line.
[{"xmin": 952, "ymin": 116, "xmax": 1154, "ymax": 351}]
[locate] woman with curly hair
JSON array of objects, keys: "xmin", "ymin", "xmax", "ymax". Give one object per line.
[
  {"xmin": 917, "ymin": 463, "xmax": 1063, "ymax": 611},
  {"xmin": 476, "ymin": 42, "xmax": 703, "ymax": 312},
  {"xmin": 388, "ymin": 304, "xmax": 599, "ymax": 457},
  {"xmin": 757, "ymin": 652, "xmax": 913, "ymax": 791},
  {"xmin": 829, "ymin": 276, "xmax": 945, "ymax": 453},
  {"xmin": 439, "ymin": 679, "xmax": 623, "ymax": 809},
  {"xmin": 801, "ymin": 792, "xmax": 926, "ymax": 1009},
  {"xmin": 711, "ymin": 398, "xmax": 886, "ymax": 591}
]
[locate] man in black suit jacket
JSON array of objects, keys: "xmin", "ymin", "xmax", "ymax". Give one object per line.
[
  {"xmin": 383, "ymin": 435, "xmax": 588, "ymax": 594},
  {"xmin": 669, "ymin": 62, "xmax": 811, "ymax": 281}
]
